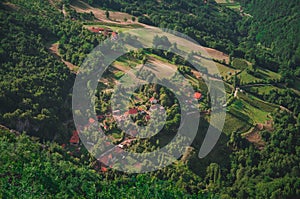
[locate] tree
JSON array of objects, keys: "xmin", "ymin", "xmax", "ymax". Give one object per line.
[{"xmin": 105, "ymin": 9, "xmax": 109, "ymax": 19}]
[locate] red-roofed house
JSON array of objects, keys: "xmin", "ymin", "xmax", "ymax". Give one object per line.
[
  {"xmin": 70, "ymin": 131, "xmax": 79, "ymax": 145},
  {"xmin": 128, "ymin": 108, "xmax": 138, "ymax": 115},
  {"xmin": 194, "ymin": 92, "xmax": 202, "ymax": 100},
  {"xmin": 101, "ymin": 166, "xmax": 108, "ymax": 172},
  {"xmin": 145, "ymin": 115, "xmax": 151, "ymax": 121},
  {"xmin": 90, "ymin": 27, "xmax": 105, "ymax": 33},
  {"xmin": 111, "ymin": 32, "xmax": 118, "ymax": 40},
  {"xmin": 149, "ymin": 97, "xmax": 158, "ymax": 104},
  {"xmin": 89, "ymin": 118, "xmax": 96, "ymax": 124}
]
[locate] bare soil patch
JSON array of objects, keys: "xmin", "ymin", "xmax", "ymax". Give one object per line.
[
  {"xmin": 70, "ymin": 0, "xmax": 137, "ymax": 25},
  {"xmin": 202, "ymin": 47, "xmax": 229, "ymax": 64},
  {"xmin": 244, "ymin": 120, "xmax": 273, "ymax": 150},
  {"xmin": 244, "ymin": 124, "xmax": 265, "ymax": 149}
]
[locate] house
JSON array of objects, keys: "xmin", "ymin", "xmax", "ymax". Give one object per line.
[
  {"xmin": 111, "ymin": 32, "xmax": 118, "ymax": 40},
  {"xmin": 89, "ymin": 118, "xmax": 96, "ymax": 124},
  {"xmin": 128, "ymin": 108, "xmax": 138, "ymax": 115},
  {"xmin": 145, "ymin": 115, "xmax": 151, "ymax": 121},
  {"xmin": 101, "ymin": 166, "xmax": 108, "ymax": 172},
  {"xmin": 90, "ymin": 27, "xmax": 105, "ymax": 33},
  {"xmin": 149, "ymin": 97, "xmax": 158, "ymax": 104},
  {"xmin": 69, "ymin": 130, "xmax": 80, "ymax": 145},
  {"xmin": 194, "ymin": 92, "xmax": 202, "ymax": 100}
]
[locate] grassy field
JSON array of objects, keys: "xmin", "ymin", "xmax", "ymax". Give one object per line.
[
  {"xmin": 232, "ymin": 58, "xmax": 249, "ymax": 70},
  {"xmin": 230, "ymin": 98, "xmax": 269, "ymax": 123},
  {"xmin": 238, "ymin": 70, "xmax": 261, "ymax": 84},
  {"xmin": 248, "ymin": 85, "xmax": 285, "ymax": 95},
  {"xmin": 238, "ymin": 66, "xmax": 281, "ymax": 85},
  {"xmin": 222, "ymin": 111, "xmax": 252, "ymax": 135},
  {"xmin": 258, "ymin": 68, "xmax": 281, "ymax": 80},
  {"xmin": 238, "ymin": 92, "xmax": 278, "ymax": 117},
  {"xmin": 222, "ymin": 91, "xmax": 278, "ymax": 134},
  {"xmin": 215, "ymin": 62, "xmax": 240, "ymax": 80}
]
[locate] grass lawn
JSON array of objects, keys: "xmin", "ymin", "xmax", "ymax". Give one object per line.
[
  {"xmin": 248, "ymin": 85, "xmax": 285, "ymax": 96},
  {"xmin": 231, "ymin": 98, "xmax": 268, "ymax": 123},
  {"xmin": 232, "ymin": 58, "xmax": 249, "ymax": 70},
  {"xmin": 258, "ymin": 68, "xmax": 281, "ymax": 80},
  {"xmin": 238, "ymin": 92, "xmax": 278, "ymax": 118},
  {"xmin": 223, "ymin": 91, "xmax": 278, "ymax": 134},
  {"xmin": 222, "ymin": 112, "xmax": 252, "ymax": 135},
  {"xmin": 215, "ymin": 62, "xmax": 239, "ymax": 80},
  {"xmin": 238, "ymin": 70, "xmax": 261, "ymax": 84}
]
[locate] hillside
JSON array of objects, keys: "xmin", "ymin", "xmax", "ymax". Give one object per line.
[{"xmin": 0, "ymin": 0, "xmax": 299, "ymax": 198}]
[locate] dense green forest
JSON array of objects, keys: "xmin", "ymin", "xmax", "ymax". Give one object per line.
[
  {"xmin": 0, "ymin": 0, "xmax": 73, "ymax": 140},
  {"xmin": 0, "ymin": 0, "xmax": 299, "ymax": 198}
]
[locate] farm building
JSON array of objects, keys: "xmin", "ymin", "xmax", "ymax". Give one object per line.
[
  {"xmin": 194, "ymin": 92, "xmax": 202, "ymax": 100},
  {"xmin": 128, "ymin": 108, "xmax": 138, "ymax": 115},
  {"xmin": 149, "ymin": 97, "xmax": 158, "ymax": 104},
  {"xmin": 69, "ymin": 130, "xmax": 80, "ymax": 145},
  {"xmin": 90, "ymin": 27, "xmax": 105, "ymax": 33}
]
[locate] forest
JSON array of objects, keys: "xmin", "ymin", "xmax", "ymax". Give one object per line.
[{"xmin": 0, "ymin": 0, "xmax": 299, "ymax": 198}]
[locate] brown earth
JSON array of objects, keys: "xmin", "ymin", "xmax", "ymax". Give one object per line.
[
  {"xmin": 70, "ymin": 0, "xmax": 137, "ymax": 25},
  {"xmin": 244, "ymin": 121, "xmax": 273, "ymax": 150},
  {"xmin": 202, "ymin": 47, "xmax": 229, "ymax": 64}
]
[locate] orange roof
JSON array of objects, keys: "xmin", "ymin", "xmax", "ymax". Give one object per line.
[
  {"xmin": 101, "ymin": 166, "xmax": 108, "ymax": 172},
  {"xmin": 69, "ymin": 130, "xmax": 80, "ymax": 143},
  {"xmin": 111, "ymin": 32, "xmax": 117, "ymax": 36},
  {"xmin": 89, "ymin": 118, "xmax": 96, "ymax": 124},
  {"xmin": 69, "ymin": 136, "xmax": 79, "ymax": 144},
  {"xmin": 194, "ymin": 92, "xmax": 202, "ymax": 99}
]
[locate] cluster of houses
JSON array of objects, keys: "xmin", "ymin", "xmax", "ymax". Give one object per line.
[
  {"xmin": 68, "ymin": 92, "xmax": 202, "ymax": 145},
  {"xmin": 89, "ymin": 26, "xmax": 118, "ymax": 40},
  {"xmin": 66, "ymin": 91, "xmax": 203, "ymax": 171}
]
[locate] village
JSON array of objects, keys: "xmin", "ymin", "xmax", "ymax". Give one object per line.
[{"xmin": 67, "ymin": 82, "xmax": 203, "ymax": 171}]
